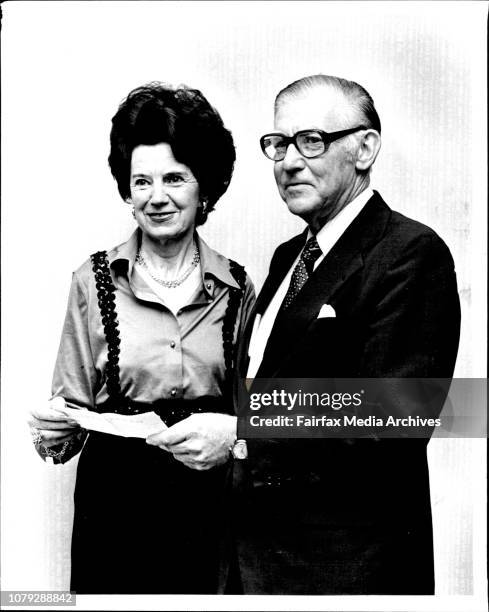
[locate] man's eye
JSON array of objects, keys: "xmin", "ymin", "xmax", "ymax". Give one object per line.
[
  {"xmin": 303, "ymin": 134, "xmax": 322, "ymax": 144},
  {"xmin": 268, "ymin": 138, "xmax": 286, "ymax": 152}
]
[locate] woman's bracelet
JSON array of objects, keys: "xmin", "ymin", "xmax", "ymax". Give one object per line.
[{"xmin": 43, "ymin": 440, "xmax": 70, "ymax": 461}]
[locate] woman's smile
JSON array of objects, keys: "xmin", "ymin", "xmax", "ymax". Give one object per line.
[{"xmin": 146, "ymin": 211, "xmax": 177, "ymax": 223}]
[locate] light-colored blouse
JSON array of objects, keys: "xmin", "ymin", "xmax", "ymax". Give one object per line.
[{"xmin": 43, "ymin": 230, "xmax": 255, "ymax": 463}]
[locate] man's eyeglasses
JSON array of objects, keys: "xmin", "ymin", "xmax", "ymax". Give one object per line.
[{"xmin": 260, "ymin": 126, "xmax": 367, "ymax": 161}]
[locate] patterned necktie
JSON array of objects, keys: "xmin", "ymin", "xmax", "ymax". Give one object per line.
[{"xmin": 280, "ymin": 236, "xmax": 322, "ymax": 310}]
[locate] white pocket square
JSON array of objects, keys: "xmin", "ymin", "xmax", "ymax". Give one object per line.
[{"xmin": 317, "ymin": 304, "xmax": 336, "ymax": 318}]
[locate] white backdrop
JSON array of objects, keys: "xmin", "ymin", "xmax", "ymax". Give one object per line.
[{"xmin": 1, "ymin": 2, "xmax": 487, "ymax": 611}]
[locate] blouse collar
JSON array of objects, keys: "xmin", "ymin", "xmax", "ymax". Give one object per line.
[{"xmin": 108, "ymin": 229, "xmax": 241, "ymax": 293}]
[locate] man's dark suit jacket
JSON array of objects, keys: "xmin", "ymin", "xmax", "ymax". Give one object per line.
[{"xmin": 229, "ymin": 191, "xmax": 461, "ymax": 594}]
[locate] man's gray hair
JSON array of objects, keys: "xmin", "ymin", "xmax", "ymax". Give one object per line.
[{"xmin": 275, "ymin": 75, "xmax": 381, "ymax": 134}]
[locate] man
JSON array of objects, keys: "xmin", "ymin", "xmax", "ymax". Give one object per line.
[{"xmin": 148, "ymin": 75, "xmax": 460, "ymax": 594}]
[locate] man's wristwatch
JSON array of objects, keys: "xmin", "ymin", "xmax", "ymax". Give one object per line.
[{"xmin": 230, "ymin": 438, "xmax": 248, "ymax": 460}]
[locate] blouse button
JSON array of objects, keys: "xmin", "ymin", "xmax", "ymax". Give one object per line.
[
  {"xmin": 170, "ymin": 388, "xmax": 177, "ymax": 397},
  {"xmin": 206, "ymin": 283, "xmax": 212, "ymax": 290},
  {"xmin": 170, "ymin": 341, "xmax": 176, "ymax": 349}
]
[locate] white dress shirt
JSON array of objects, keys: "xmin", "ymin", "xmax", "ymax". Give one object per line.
[{"xmin": 247, "ymin": 187, "xmax": 374, "ymax": 378}]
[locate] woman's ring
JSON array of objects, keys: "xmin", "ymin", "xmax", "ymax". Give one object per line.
[{"xmin": 31, "ymin": 428, "xmax": 43, "ymax": 445}]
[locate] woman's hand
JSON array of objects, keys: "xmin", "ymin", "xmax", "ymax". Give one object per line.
[
  {"xmin": 28, "ymin": 397, "xmax": 80, "ymax": 448},
  {"xmin": 146, "ymin": 413, "xmax": 237, "ymax": 471}
]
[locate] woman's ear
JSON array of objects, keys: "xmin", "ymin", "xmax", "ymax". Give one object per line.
[
  {"xmin": 124, "ymin": 197, "xmax": 136, "ymax": 219},
  {"xmin": 355, "ymin": 129, "xmax": 381, "ymax": 172}
]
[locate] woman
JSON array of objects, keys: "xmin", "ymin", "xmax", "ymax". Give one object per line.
[{"xmin": 28, "ymin": 83, "xmax": 254, "ymax": 594}]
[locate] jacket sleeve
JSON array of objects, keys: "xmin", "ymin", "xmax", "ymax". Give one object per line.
[
  {"xmin": 35, "ymin": 268, "xmax": 98, "ymax": 464},
  {"xmin": 350, "ymin": 230, "xmax": 461, "ymax": 430},
  {"xmin": 359, "ymin": 231, "xmax": 461, "ymax": 379}
]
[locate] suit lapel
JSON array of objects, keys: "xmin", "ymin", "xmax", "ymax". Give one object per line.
[
  {"xmin": 256, "ymin": 192, "xmax": 392, "ymax": 379},
  {"xmin": 255, "ymin": 231, "xmax": 307, "ymax": 315},
  {"xmin": 236, "ymin": 231, "xmax": 307, "ymax": 377}
]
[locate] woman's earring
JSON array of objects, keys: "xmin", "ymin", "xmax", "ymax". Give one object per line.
[
  {"xmin": 201, "ymin": 198, "xmax": 208, "ymax": 215},
  {"xmin": 131, "ymin": 207, "xmax": 136, "ymax": 219}
]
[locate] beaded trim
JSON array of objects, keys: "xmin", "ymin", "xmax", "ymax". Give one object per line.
[
  {"xmin": 90, "ymin": 251, "xmax": 128, "ymax": 412},
  {"xmin": 90, "ymin": 251, "xmax": 247, "ymax": 415}
]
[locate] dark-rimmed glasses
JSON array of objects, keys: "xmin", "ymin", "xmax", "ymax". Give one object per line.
[{"xmin": 260, "ymin": 126, "xmax": 367, "ymax": 161}]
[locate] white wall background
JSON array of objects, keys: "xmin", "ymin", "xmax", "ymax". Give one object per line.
[{"xmin": 1, "ymin": 2, "xmax": 487, "ymax": 611}]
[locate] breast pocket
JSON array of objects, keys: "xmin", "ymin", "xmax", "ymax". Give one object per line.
[
  {"xmin": 300, "ymin": 317, "xmax": 361, "ymax": 377},
  {"xmin": 308, "ymin": 316, "xmax": 343, "ymax": 340}
]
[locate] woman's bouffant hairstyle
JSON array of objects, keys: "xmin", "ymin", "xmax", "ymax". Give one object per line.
[{"xmin": 108, "ymin": 82, "xmax": 236, "ymax": 225}]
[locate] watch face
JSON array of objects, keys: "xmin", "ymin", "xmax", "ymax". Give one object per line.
[{"xmin": 233, "ymin": 440, "xmax": 248, "ymax": 459}]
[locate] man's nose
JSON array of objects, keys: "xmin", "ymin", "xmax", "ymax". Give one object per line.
[{"xmin": 281, "ymin": 143, "xmax": 306, "ymax": 171}]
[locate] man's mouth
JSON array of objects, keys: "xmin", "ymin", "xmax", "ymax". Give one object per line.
[{"xmin": 285, "ymin": 182, "xmax": 310, "ymax": 189}]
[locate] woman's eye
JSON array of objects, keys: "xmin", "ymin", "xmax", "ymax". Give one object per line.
[
  {"xmin": 164, "ymin": 174, "xmax": 185, "ymax": 185},
  {"xmin": 133, "ymin": 178, "xmax": 150, "ymax": 187}
]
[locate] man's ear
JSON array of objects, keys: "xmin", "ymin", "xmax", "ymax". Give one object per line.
[{"xmin": 355, "ymin": 130, "xmax": 381, "ymax": 171}]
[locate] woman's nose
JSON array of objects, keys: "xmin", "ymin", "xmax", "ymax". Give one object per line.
[{"xmin": 150, "ymin": 182, "xmax": 170, "ymax": 204}]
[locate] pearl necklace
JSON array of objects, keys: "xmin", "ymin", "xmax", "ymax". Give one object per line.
[{"xmin": 135, "ymin": 244, "xmax": 200, "ymax": 288}]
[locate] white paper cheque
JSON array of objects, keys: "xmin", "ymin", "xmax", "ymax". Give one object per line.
[{"xmin": 56, "ymin": 406, "xmax": 167, "ymax": 438}]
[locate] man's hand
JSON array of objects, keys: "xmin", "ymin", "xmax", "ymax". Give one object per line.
[{"xmin": 146, "ymin": 413, "xmax": 237, "ymax": 471}]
